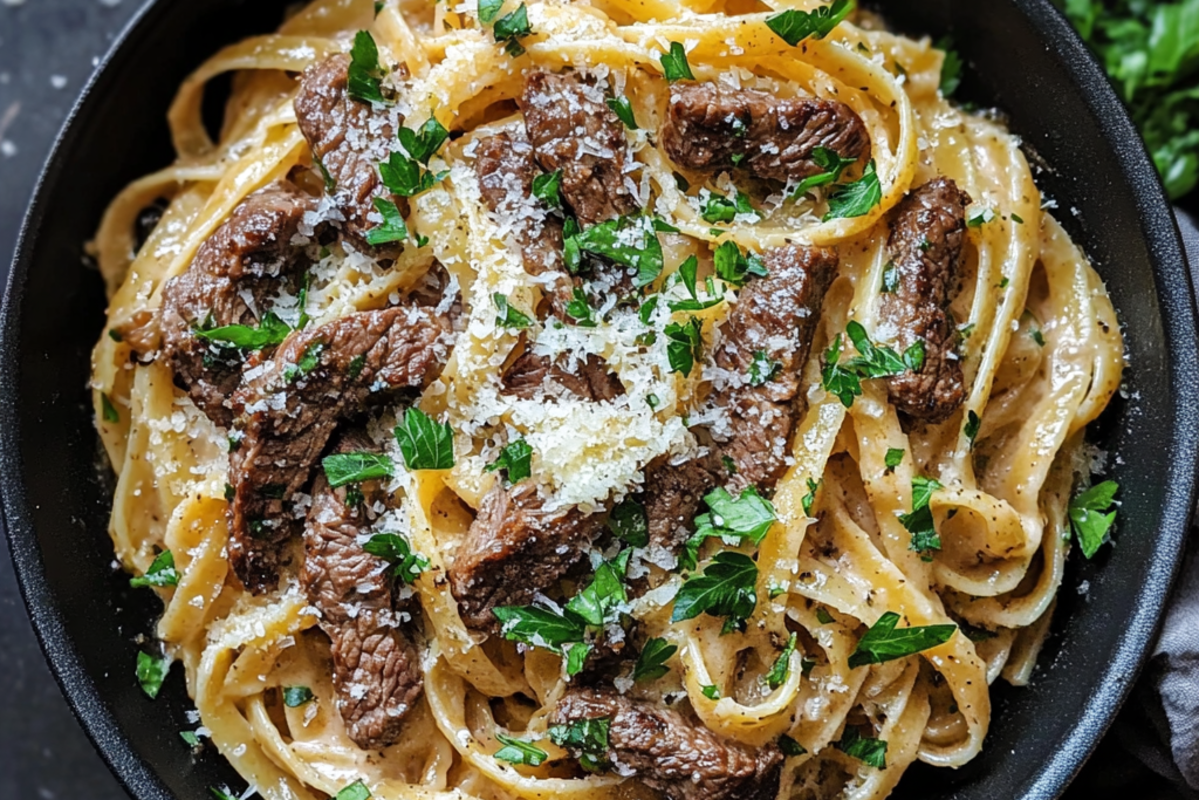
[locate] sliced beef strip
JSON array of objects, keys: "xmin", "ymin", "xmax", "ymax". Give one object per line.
[
  {"xmin": 661, "ymin": 83, "xmax": 871, "ymax": 184},
  {"xmin": 295, "ymin": 53, "xmax": 402, "ymax": 244},
  {"xmin": 645, "ymin": 244, "xmax": 837, "ymax": 550},
  {"xmin": 155, "ymin": 181, "xmax": 318, "ymax": 427},
  {"xmin": 502, "ymin": 350, "xmax": 624, "ymax": 404},
  {"xmin": 880, "ymin": 177, "xmax": 971, "ymax": 422},
  {"xmin": 520, "ymin": 71, "xmax": 639, "ymax": 226},
  {"xmin": 228, "ymin": 305, "xmax": 452, "ymax": 594},
  {"xmin": 448, "ymin": 481, "xmax": 604, "ymax": 633},
  {"xmin": 301, "ymin": 430, "xmax": 423, "ymax": 750},
  {"xmin": 550, "ymin": 686, "xmax": 783, "ymax": 800}
]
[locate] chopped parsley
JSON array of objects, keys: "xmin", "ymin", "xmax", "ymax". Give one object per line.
[
  {"xmin": 1068, "ymin": 480, "xmax": 1119, "ymax": 558},
  {"xmin": 789, "ymin": 146, "xmax": 858, "ymax": 201},
  {"xmin": 380, "ymin": 117, "xmax": 450, "ymax": 197},
  {"xmin": 608, "ymin": 499, "xmax": 649, "ymax": 547},
  {"xmin": 493, "ymin": 3, "xmax": 532, "ymax": 56},
  {"xmin": 180, "ymin": 730, "xmax": 201, "ymax": 747},
  {"xmin": 964, "ymin": 409, "xmax": 981, "ymax": 444},
  {"xmin": 713, "ymin": 240, "xmax": 768, "ymax": 286},
  {"xmin": 493, "ymin": 603, "xmax": 586, "ymax": 658},
  {"xmin": 848, "ymin": 611, "xmax": 957, "ymax": 668},
  {"xmin": 547, "ymin": 717, "xmax": 610, "ymax": 772},
  {"xmin": 899, "ymin": 476, "xmax": 943, "ymax": 560},
  {"xmin": 494, "ymin": 734, "xmax": 548, "ymax": 767},
  {"xmin": 195, "ymin": 310, "xmax": 291, "ymax": 351},
  {"xmin": 766, "ymin": 632, "xmax": 799, "ymax": 689},
  {"xmin": 669, "ymin": 255, "xmax": 724, "ymax": 312},
  {"xmin": 394, "ymin": 407, "xmax": 455, "ymax": 470},
  {"xmin": 1031, "ymin": 327, "xmax": 1046, "ymax": 346},
  {"xmin": 347, "ymin": 31, "xmax": 389, "ymax": 105},
  {"xmin": 884, "ymin": 448, "xmax": 904, "ymax": 472},
  {"xmin": 365, "ymin": 197, "xmax": 409, "ymax": 246},
  {"xmin": 748, "ymin": 350, "xmax": 781, "ymax": 387},
  {"xmin": 779, "ymin": 734, "xmax": 807, "ymax": 756},
  {"xmin": 821, "ymin": 321, "xmax": 924, "ymax": 407},
  {"xmin": 322, "ymin": 451, "xmax": 394, "ymax": 487},
  {"xmin": 816, "ymin": 606, "xmax": 835, "ymax": 625},
  {"xmin": 136, "ymin": 651, "xmax": 170, "ymax": 699},
  {"xmin": 823, "ymin": 159, "xmax": 882, "ymax": 221},
  {"xmin": 564, "ymin": 214, "xmax": 664, "ymax": 287},
  {"xmin": 565, "ymin": 554, "xmax": 629, "ymax": 628},
  {"xmin": 493, "ymin": 293, "xmax": 534, "ymax": 329},
  {"xmin": 659, "ymin": 41, "xmax": 695, "ymax": 82},
  {"xmin": 968, "ymin": 207, "xmax": 996, "ymax": 227},
  {"xmin": 477, "ymin": 0, "xmax": 502, "ymax": 23},
  {"xmin": 531, "ymin": 169, "xmax": 562, "ymax": 209},
  {"xmin": 565, "ymin": 287, "xmax": 598, "ymax": 327},
  {"xmin": 606, "ymin": 95, "xmax": 638, "ymax": 129},
  {"xmin": 485, "ymin": 437, "xmax": 534, "ymax": 483},
  {"xmin": 130, "ymin": 550, "xmax": 179, "ymax": 589},
  {"xmin": 701, "ymin": 684, "xmax": 722, "ymax": 700},
  {"xmin": 664, "ymin": 316, "xmax": 704, "ymax": 376},
  {"xmin": 682, "ymin": 486, "xmax": 777, "ymax": 570},
  {"xmin": 1011, "ymin": 211, "xmax": 1025, "ymax": 224},
  {"xmin": 633, "ymin": 637, "xmax": 677, "ymax": 681},
  {"xmin": 701, "ymin": 190, "xmax": 757, "ymax": 224},
  {"xmin": 836, "ymin": 728, "xmax": 888, "ymax": 768},
  {"xmin": 347, "ymin": 354, "xmax": 366, "ymax": 381},
  {"xmin": 671, "ymin": 551, "xmax": 759, "ymax": 634},
  {"xmin": 801, "ymin": 477, "xmax": 822, "ymax": 517},
  {"xmin": 334, "ymin": 781, "xmax": 372, "ymax": 800},
  {"xmin": 282, "ymin": 686, "xmax": 314, "ymax": 707},
  {"xmin": 998, "ymin": 276, "xmax": 1011, "ymax": 289},
  {"xmin": 764, "ymin": 0, "xmax": 853, "ymax": 46},
  {"xmin": 880, "ymin": 260, "xmax": 899, "ymax": 293},
  {"xmin": 362, "ymin": 533, "xmax": 430, "ymax": 584},
  {"xmin": 108, "ymin": 328, "xmax": 123, "ymax": 342},
  {"xmin": 938, "ymin": 36, "xmax": 963, "ymax": 97},
  {"xmin": 283, "ymin": 341, "xmax": 324, "ymax": 382}
]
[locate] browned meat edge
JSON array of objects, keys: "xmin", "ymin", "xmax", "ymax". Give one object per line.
[
  {"xmin": 301, "ymin": 430, "xmax": 423, "ymax": 750},
  {"xmin": 881, "ymin": 177, "xmax": 971, "ymax": 422},
  {"xmin": 550, "ymin": 686, "xmax": 783, "ymax": 800},
  {"xmin": 662, "ymin": 82, "xmax": 871, "ymax": 184}
]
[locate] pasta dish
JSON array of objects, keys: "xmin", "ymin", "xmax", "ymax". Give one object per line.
[{"xmin": 89, "ymin": 0, "xmax": 1126, "ymax": 797}]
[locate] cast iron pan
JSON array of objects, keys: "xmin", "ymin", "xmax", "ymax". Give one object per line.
[{"xmin": 2, "ymin": 0, "xmax": 1197, "ymax": 798}]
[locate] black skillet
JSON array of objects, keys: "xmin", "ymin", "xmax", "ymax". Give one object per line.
[{"xmin": 2, "ymin": 0, "xmax": 1197, "ymax": 798}]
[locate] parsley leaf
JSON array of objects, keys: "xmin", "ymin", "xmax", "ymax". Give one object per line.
[
  {"xmin": 282, "ymin": 340, "xmax": 324, "ymax": 382},
  {"xmin": 780, "ymin": 734, "xmax": 807, "ymax": 756},
  {"xmin": 565, "ymin": 287, "xmax": 598, "ymax": 327},
  {"xmin": 322, "ymin": 451, "xmax": 394, "ymax": 487},
  {"xmin": 401, "ymin": 116, "xmax": 449, "ymax": 164},
  {"xmin": 565, "ymin": 557, "xmax": 627, "ymax": 628},
  {"xmin": 815, "ymin": 606, "xmax": 835, "ymax": 625},
  {"xmin": 478, "ymin": 0, "xmax": 503, "ymax": 23},
  {"xmin": 380, "ymin": 117, "xmax": 450, "ymax": 197},
  {"xmin": 701, "ymin": 684, "xmax": 722, "ymax": 699},
  {"xmin": 136, "ymin": 651, "xmax": 171, "ymax": 699},
  {"xmin": 493, "ymin": 603, "xmax": 586, "ymax": 653},
  {"xmin": 766, "ymin": 632, "xmax": 798, "ymax": 689},
  {"xmin": 659, "ymin": 41, "xmax": 695, "ymax": 82},
  {"xmin": 964, "ymin": 410, "xmax": 981, "ymax": 444},
  {"xmin": 968, "ymin": 207, "xmax": 996, "ymax": 227},
  {"xmin": 789, "ymin": 146, "xmax": 857, "ymax": 201},
  {"xmin": 884, "ymin": 448, "xmax": 904, "ymax": 472},
  {"xmin": 101, "ymin": 392, "xmax": 120, "ymax": 423},
  {"xmin": 394, "ymin": 407, "xmax": 455, "ymax": 470},
  {"xmin": 493, "ymin": 3, "xmax": 532, "ymax": 56},
  {"xmin": 348, "ymin": 31, "xmax": 388, "ymax": 105},
  {"xmin": 180, "ymin": 730, "xmax": 201, "ymax": 747},
  {"xmin": 664, "ymin": 317, "xmax": 704, "ymax": 376},
  {"xmin": 823, "ymin": 159, "xmax": 881, "ymax": 221},
  {"xmin": 765, "ymin": 0, "xmax": 853, "ymax": 47},
  {"xmin": 548, "ymin": 718, "xmax": 610, "ymax": 772},
  {"xmin": 282, "ymin": 686, "xmax": 314, "ymax": 707},
  {"xmin": 564, "ymin": 215, "xmax": 664, "ymax": 287},
  {"xmin": 821, "ymin": 322, "xmax": 923, "ymax": 407},
  {"xmin": 748, "ymin": 350, "xmax": 781, "ymax": 386},
  {"xmin": 531, "ymin": 169, "xmax": 562, "ymax": 209},
  {"xmin": 836, "ymin": 728, "xmax": 888, "ymax": 768},
  {"xmin": 682, "ymin": 486, "xmax": 776, "ymax": 570},
  {"xmin": 362, "ymin": 532, "xmax": 430, "ymax": 584},
  {"xmin": 195, "ymin": 310, "xmax": 292, "ymax": 351},
  {"xmin": 130, "ymin": 550, "xmax": 179, "ymax": 589},
  {"xmin": 701, "ymin": 190, "xmax": 758, "ymax": 224},
  {"xmin": 938, "ymin": 36, "xmax": 963, "ymax": 97},
  {"xmin": 880, "ymin": 260, "xmax": 899, "ymax": 293},
  {"xmin": 334, "ymin": 781, "xmax": 372, "ymax": 800},
  {"xmin": 1068, "ymin": 479, "xmax": 1119, "ymax": 558},
  {"xmin": 485, "ymin": 438, "xmax": 534, "ymax": 483},
  {"xmin": 365, "ymin": 197, "xmax": 409, "ymax": 246},
  {"xmin": 493, "ymin": 293, "xmax": 533, "ymax": 329},
  {"xmin": 606, "ymin": 95, "xmax": 638, "ymax": 129},
  {"xmin": 671, "ymin": 551, "xmax": 759, "ymax": 634},
  {"xmin": 633, "ymin": 637, "xmax": 677, "ymax": 681},
  {"xmin": 899, "ymin": 476, "xmax": 942, "ymax": 559},
  {"xmin": 848, "ymin": 610, "xmax": 956, "ymax": 668},
  {"xmin": 669, "ymin": 255, "xmax": 724, "ymax": 312},
  {"xmin": 494, "ymin": 734, "xmax": 548, "ymax": 767},
  {"xmin": 608, "ymin": 499, "xmax": 649, "ymax": 547},
  {"xmin": 713, "ymin": 241, "xmax": 768, "ymax": 287}
]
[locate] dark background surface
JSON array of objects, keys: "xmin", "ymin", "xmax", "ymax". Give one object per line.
[{"xmin": 0, "ymin": 1, "xmax": 1188, "ymax": 799}]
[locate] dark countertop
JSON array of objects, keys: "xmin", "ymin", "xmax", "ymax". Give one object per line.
[{"xmin": 0, "ymin": 2, "xmax": 1187, "ymax": 799}]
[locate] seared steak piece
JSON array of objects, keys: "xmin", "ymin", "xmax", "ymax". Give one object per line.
[
  {"xmin": 550, "ymin": 686, "xmax": 783, "ymax": 800},
  {"xmin": 476, "ymin": 132, "xmax": 574, "ymax": 317},
  {"xmin": 449, "ymin": 481, "xmax": 604, "ymax": 632},
  {"xmin": 228, "ymin": 305, "xmax": 452, "ymax": 593},
  {"xmin": 645, "ymin": 245, "xmax": 837, "ymax": 549},
  {"xmin": 502, "ymin": 350, "xmax": 624, "ymax": 403},
  {"xmin": 520, "ymin": 71, "xmax": 639, "ymax": 226},
  {"xmin": 156, "ymin": 181, "xmax": 317, "ymax": 427},
  {"xmin": 880, "ymin": 178, "xmax": 971, "ymax": 422},
  {"xmin": 295, "ymin": 54, "xmax": 402, "ymax": 244},
  {"xmin": 301, "ymin": 430, "xmax": 423, "ymax": 750},
  {"xmin": 661, "ymin": 83, "xmax": 871, "ymax": 184}
]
